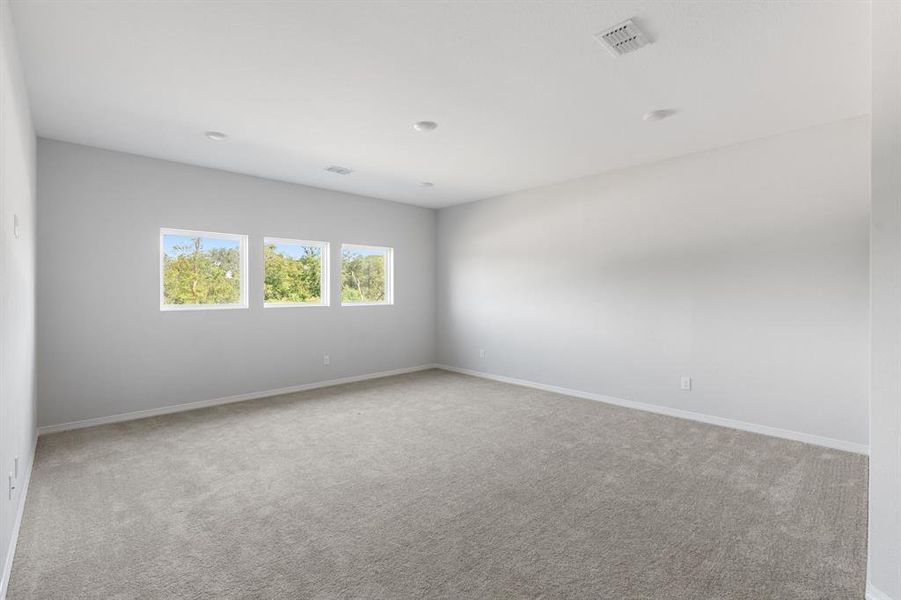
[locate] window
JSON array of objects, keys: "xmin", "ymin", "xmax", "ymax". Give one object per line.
[
  {"xmin": 264, "ymin": 238, "xmax": 329, "ymax": 307},
  {"xmin": 341, "ymin": 244, "xmax": 393, "ymax": 305},
  {"xmin": 160, "ymin": 228, "xmax": 248, "ymax": 310}
]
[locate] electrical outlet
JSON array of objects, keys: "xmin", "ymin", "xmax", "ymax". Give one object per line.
[
  {"xmin": 479, "ymin": 349, "xmax": 486, "ymax": 359},
  {"xmin": 323, "ymin": 353, "xmax": 330, "ymax": 366},
  {"xmin": 680, "ymin": 376, "xmax": 692, "ymax": 391}
]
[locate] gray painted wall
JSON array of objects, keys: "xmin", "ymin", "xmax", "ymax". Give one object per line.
[
  {"xmin": 0, "ymin": 0, "xmax": 37, "ymax": 594},
  {"xmin": 437, "ymin": 117, "xmax": 870, "ymax": 448},
  {"xmin": 36, "ymin": 140, "xmax": 436, "ymax": 428},
  {"xmin": 868, "ymin": 2, "xmax": 901, "ymax": 597}
]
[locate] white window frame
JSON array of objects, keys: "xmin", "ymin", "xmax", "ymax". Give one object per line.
[
  {"xmin": 263, "ymin": 237, "xmax": 330, "ymax": 308},
  {"xmin": 159, "ymin": 228, "xmax": 249, "ymax": 311},
  {"xmin": 340, "ymin": 243, "xmax": 394, "ymax": 307}
]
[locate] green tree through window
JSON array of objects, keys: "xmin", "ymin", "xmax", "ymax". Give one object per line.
[
  {"xmin": 264, "ymin": 240, "xmax": 324, "ymax": 304},
  {"xmin": 341, "ymin": 245, "xmax": 391, "ymax": 304},
  {"xmin": 161, "ymin": 232, "xmax": 244, "ymax": 307}
]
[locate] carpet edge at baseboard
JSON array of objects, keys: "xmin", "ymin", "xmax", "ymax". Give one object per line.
[
  {"xmin": 434, "ymin": 364, "xmax": 869, "ymax": 456},
  {"xmin": 38, "ymin": 362, "xmax": 869, "ymax": 456},
  {"xmin": 867, "ymin": 582, "xmax": 897, "ymax": 600},
  {"xmin": 36, "ymin": 364, "xmax": 440, "ymax": 435}
]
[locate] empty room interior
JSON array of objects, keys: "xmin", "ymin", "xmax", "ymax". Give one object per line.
[{"xmin": 1, "ymin": 1, "xmax": 900, "ymax": 598}]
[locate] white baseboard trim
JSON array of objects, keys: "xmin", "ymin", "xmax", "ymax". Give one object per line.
[
  {"xmin": 1, "ymin": 434, "xmax": 37, "ymax": 600},
  {"xmin": 37, "ymin": 361, "xmax": 870, "ymax": 456},
  {"xmin": 867, "ymin": 583, "xmax": 896, "ymax": 600},
  {"xmin": 435, "ymin": 364, "xmax": 869, "ymax": 455},
  {"xmin": 37, "ymin": 364, "xmax": 439, "ymax": 435}
]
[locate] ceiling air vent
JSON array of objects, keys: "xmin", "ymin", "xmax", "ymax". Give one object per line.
[
  {"xmin": 325, "ymin": 165, "xmax": 354, "ymax": 175},
  {"xmin": 595, "ymin": 19, "xmax": 649, "ymax": 57}
]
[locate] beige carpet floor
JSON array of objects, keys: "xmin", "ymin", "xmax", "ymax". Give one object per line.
[{"xmin": 8, "ymin": 369, "xmax": 867, "ymax": 599}]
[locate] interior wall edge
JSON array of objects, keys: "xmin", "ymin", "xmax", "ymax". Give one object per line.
[
  {"xmin": 867, "ymin": 582, "xmax": 898, "ymax": 600},
  {"xmin": 0, "ymin": 0, "xmax": 38, "ymax": 592},
  {"xmin": 0, "ymin": 435, "xmax": 36, "ymax": 600}
]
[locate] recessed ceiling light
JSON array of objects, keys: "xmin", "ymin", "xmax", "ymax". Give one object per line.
[
  {"xmin": 205, "ymin": 131, "xmax": 228, "ymax": 141},
  {"xmin": 643, "ymin": 109, "xmax": 675, "ymax": 122},
  {"xmin": 419, "ymin": 182, "xmax": 434, "ymax": 188},
  {"xmin": 325, "ymin": 165, "xmax": 354, "ymax": 175},
  {"xmin": 413, "ymin": 121, "xmax": 438, "ymax": 132}
]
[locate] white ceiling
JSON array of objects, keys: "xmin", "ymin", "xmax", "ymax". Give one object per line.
[{"xmin": 10, "ymin": 1, "xmax": 870, "ymax": 209}]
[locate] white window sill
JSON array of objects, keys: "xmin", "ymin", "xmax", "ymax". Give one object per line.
[
  {"xmin": 264, "ymin": 302, "xmax": 329, "ymax": 308},
  {"xmin": 340, "ymin": 302, "xmax": 394, "ymax": 307},
  {"xmin": 160, "ymin": 304, "xmax": 248, "ymax": 312}
]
